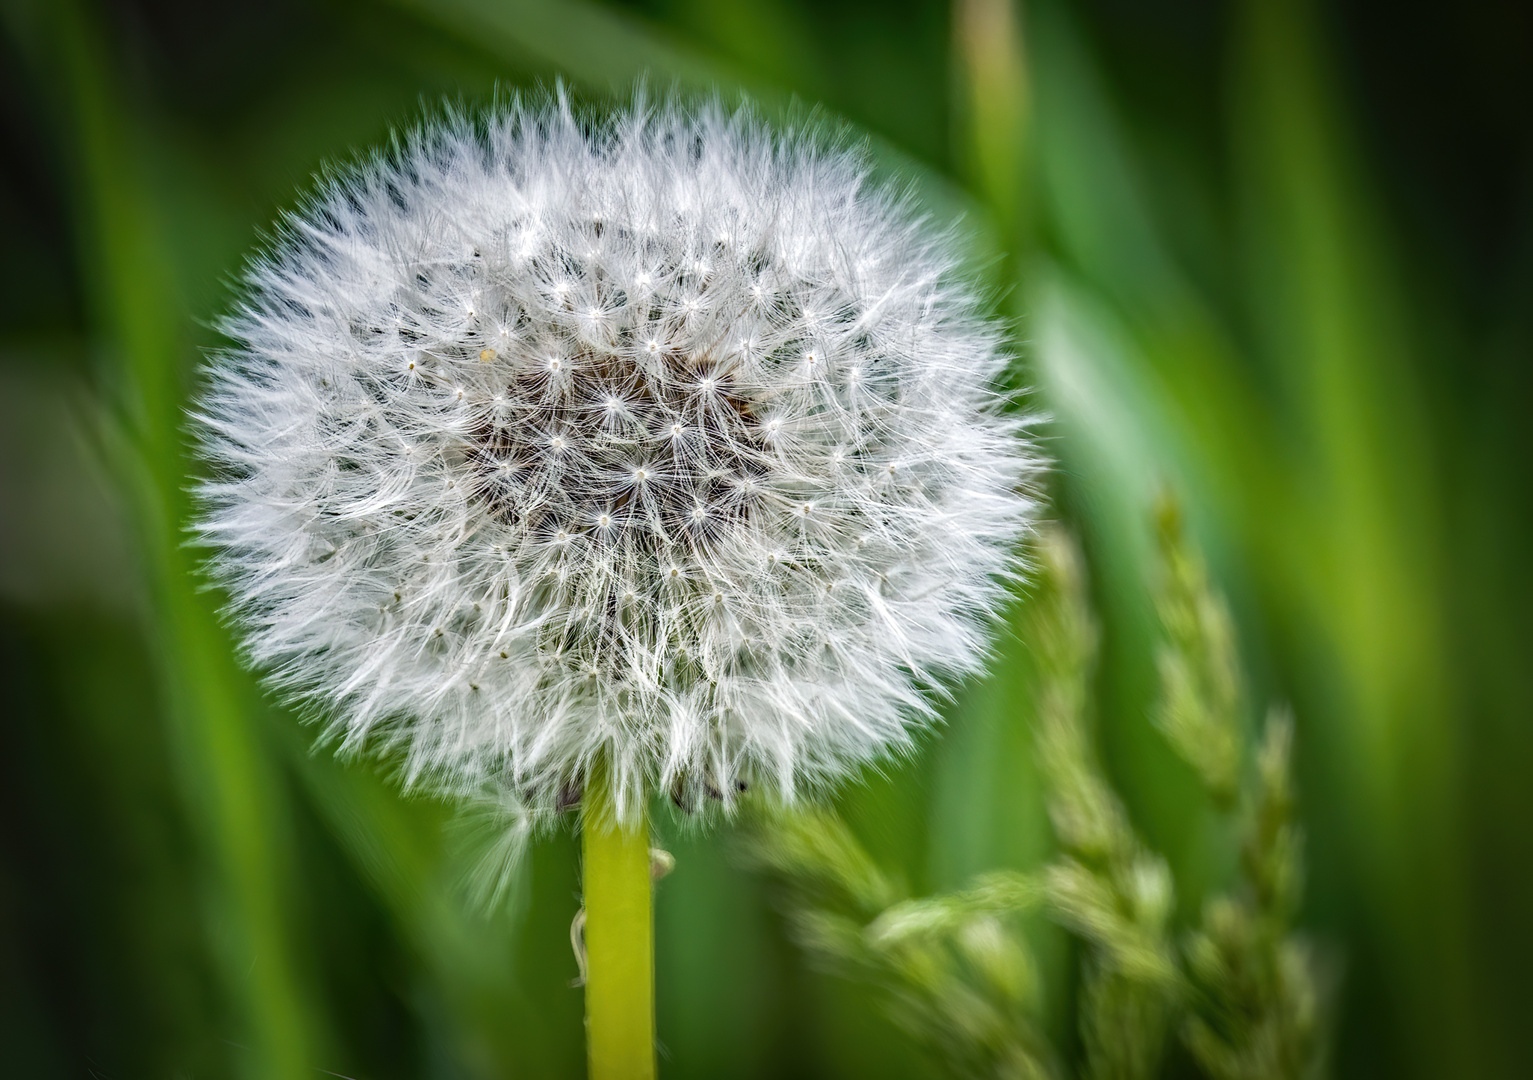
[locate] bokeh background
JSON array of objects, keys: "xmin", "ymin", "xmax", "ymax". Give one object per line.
[{"xmin": 1, "ymin": 0, "xmax": 1529, "ymax": 1077}]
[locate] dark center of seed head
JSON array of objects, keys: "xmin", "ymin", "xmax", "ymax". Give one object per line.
[{"xmin": 466, "ymin": 341, "xmax": 768, "ymax": 561}]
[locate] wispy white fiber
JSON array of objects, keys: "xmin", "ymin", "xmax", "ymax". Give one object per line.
[{"xmin": 195, "ymin": 94, "xmax": 1040, "ymax": 822}]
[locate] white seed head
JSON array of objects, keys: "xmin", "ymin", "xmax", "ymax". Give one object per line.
[{"xmin": 194, "ymin": 96, "xmax": 1040, "ymax": 822}]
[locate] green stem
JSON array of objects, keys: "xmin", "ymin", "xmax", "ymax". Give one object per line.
[{"xmin": 583, "ymin": 764, "xmax": 656, "ymax": 1080}]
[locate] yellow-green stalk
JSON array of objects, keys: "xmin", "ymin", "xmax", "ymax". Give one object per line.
[{"xmin": 583, "ymin": 761, "xmax": 655, "ymax": 1080}]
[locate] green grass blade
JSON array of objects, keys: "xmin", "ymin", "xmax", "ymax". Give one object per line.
[{"xmin": 19, "ymin": 1, "xmax": 328, "ymax": 1074}]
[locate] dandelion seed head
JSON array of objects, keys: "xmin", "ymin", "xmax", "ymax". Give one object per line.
[{"xmin": 195, "ymin": 94, "xmax": 1041, "ymax": 821}]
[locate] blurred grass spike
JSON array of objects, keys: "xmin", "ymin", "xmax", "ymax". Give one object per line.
[
  {"xmin": 1181, "ymin": 706, "xmax": 1320, "ymax": 1080},
  {"xmin": 868, "ymin": 872, "xmax": 1039, "ymax": 949},
  {"xmin": 1248, "ymin": 710, "xmax": 1303, "ymax": 922},
  {"xmin": 1144, "ymin": 497, "xmax": 1321, "ymax": 1080},
  {"xmin": 746, "ymin": 514, "xmax": 1325, "ymax": 1078},
  {"xmin": 742, "ymin": 802, "xmax": 900, "ymax": 917},
  {"xmin": 1151, "ymin": 494, "xmax": 1244, "ymax": 807},
  {"xmin": 1028, "ymin": 525, "xmax": 1180, "ymax": 1079},
  {"xmin": 741, "ymin": 803, "xmax": 1055, "ymax": 1080},
  {"xmin": 1027, "ymin": 526, "xmax": 1135, "ymax": 864}
]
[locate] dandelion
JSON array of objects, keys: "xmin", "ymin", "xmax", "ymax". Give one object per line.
[{"xmin": 194, "ymin": 92, "xmax": 1039, "ymax": 1077}]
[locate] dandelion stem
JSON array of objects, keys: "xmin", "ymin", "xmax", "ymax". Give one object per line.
[{"xmin": 583, "ymin": 762, "xmax": 655, "ymax": 1080}]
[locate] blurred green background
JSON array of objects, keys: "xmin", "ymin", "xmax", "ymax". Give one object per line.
[{"xmin": 1, "ymin": 0, "xmax": 1529, "ymax": 1076}]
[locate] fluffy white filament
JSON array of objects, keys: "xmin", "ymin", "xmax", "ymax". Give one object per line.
[{"xmin": 196, "ymin": 96, "xmax": 1039, "ymax": 821}]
